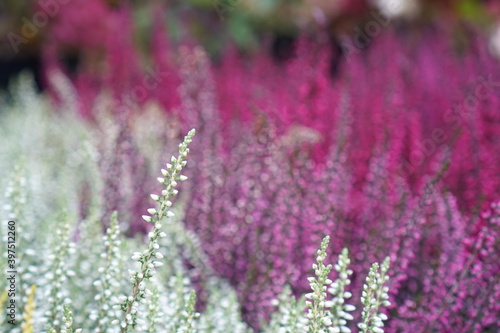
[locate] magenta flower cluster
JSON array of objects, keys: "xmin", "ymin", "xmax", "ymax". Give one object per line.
[{"xmin": 41, "ymin": 5, "xmax": 500, "ymax": 331}]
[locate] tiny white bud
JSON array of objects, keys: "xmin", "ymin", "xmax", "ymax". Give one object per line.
[
  {"xmin": 344, "ymin": 304, "xmax": 355, "ymax": 311},
  {"xmin": 322, "ymin": 317, "xmax": 332, "ymax": 326}
]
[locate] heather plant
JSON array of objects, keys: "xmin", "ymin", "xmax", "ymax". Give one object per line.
[
  {"xmin": 4, "ymin": 13, "xmax": 500, "ymax": 331},
  {"xmin": 114, "ymin": 129, "xmax": 195, "ymax": 332},
  {"xmin": 0, "ymin": 81, "xmax": 243, "ymax": 332},
  {"xmin": 304, "ymin": 236, "xmax": 334, "ymax": 332},
  {"xmin": 357, "ymin": 258, "xmax": 390, "ymax": 333},
  {"xmin": 265, "ymin": 286, "xmax": 307, "ymax": 333},
  {"xmin": 0, "ymin": 82, "xmax": 401, "ymax": 332},
  {"xmin": 328, "ymin": 248, "xmax": 355, "ymax": 332},
  {"xmin": 29, "ymin": 51, "xmax": 500, "ymax": 331}
]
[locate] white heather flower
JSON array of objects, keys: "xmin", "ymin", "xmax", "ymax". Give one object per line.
[
  {"xmin": 322, "ymin": 317, "xmax": 332, "ymax": 326},
  {"xmin": 142, "ymin": 215, "xmax": 152, "ymax": 222},
  {"xmin": 374, "ymin": 0, "xmax": 418, "ymax": 18},
  {"xmin": 117, "ymin": 129, "xmax": 196, "ymax": 331},
  {"xmin": 358, "ymin": 257, "xmax": 391, "ymax": 333},
  {"xmin": 344, "ymin": 304, "xmax": 355, "ymax": 312}
]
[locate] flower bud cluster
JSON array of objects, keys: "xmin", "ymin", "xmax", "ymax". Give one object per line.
[
  {"xmin": 328, "ymin": 248, "xmax": 355, "ymax": 333},
  {"xmin": 44, "ymin": 214, "xmax": 77, "ymax": 330},
  {"xmin": 305, "ymin": 236, "xmax": 334, "ymax": 333},
  {"xmin": 91, "ymin": 211, "xmax": 123, "ymax": 332},
  {"xmin": 266, "ymin": 285, "xmax": 307, "ymax": 333},
  {"xmin": 59, "ymin": 304, "xmax": 83, "ymax": 333},
  {"xmin": 358, "ymin": 257, "xmax": 391, "ymax": 333},
  {"xmin": 304, "ymin": 237, "xmax": 390, "ymax": 333}
]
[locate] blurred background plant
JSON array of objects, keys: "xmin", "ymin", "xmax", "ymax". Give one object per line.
[
  {"xmin": 1, "ymin": 0, "xmax": 500, "ymax": 89},
  {"xmin": 2, "ymin": 0, "xmax": 500, "ymax": 332}
]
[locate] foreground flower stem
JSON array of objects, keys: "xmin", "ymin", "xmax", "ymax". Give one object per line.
[
  {"xmin": 358, "ymin": 257, "xmax": 391, "ymax": 333},
  {"xmin": 305, "ymin": 236, "xmax": 333, "ymax": 333},
  {"xmin": 116, "ymin": 129, "xmax": 195, "ymax": 332}
]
